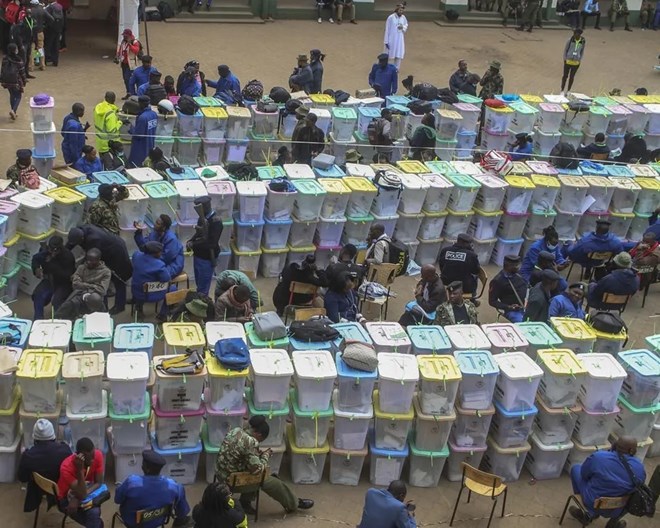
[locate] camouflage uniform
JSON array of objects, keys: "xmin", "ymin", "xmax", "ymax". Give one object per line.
[
  {"xmin": 5, "ymin": 163, "xmax": 31, "ymax": 188},
  {"xmin": 215, "ymin": 427, "xmax": 298, "ymax": 513},
  {"xmin": 478, "ymin": 70, "xmax": 504, "ymax": 100},
  {"xmin": 435, "ymin": 300, "xmax": 479, "ymax": 326},
  {"xmin": 87, "ymin": 198, "xmax": 121, "ymax": 235}
]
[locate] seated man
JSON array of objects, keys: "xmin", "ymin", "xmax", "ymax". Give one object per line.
[
  {"xmin": 587, "ymin": 252, "xmax": 639, "ymax": 309},
  {"xmin": 523, "ymin": 269, "xmax": 560, "ymax": 323},
  {"xmin": 357, "ymin": 480, "xmax": 417, "ymax": 528},
  {"xmin": 214, "ymin": 269, "xmax": 260, "ymax": 310},
  {"xmin": 528, "ymin": 251, "xmax": 568, "ymax": 292},
  {"xmin": 214, "ymin": 284, "xmax": 254, "ymax": 323},
  {"xmin": 398, "ymin": 264, "xmax": 447, "ymax": 326},
  {"xmin": 325, "ymin": 243, "xmax": 365, "ymax": 286},
  {"xmin": 115, "ymin": 450, "xmax": 190, "ymax": 528},
  {"xmin": 577, "ymin": 132, "xmax": 610, "ymax": 159},
  {"xmin": 569, "ymin": 436, "xmax": 645, "ymax": 528},
  {"xmin": 488, "ymin": 255, "xmax": 529, "ymax": 323},
  {"xmin": 509, "ymin": 132, "xmax": 533, "ymax": 161},
  {"xmin": 435, "ymin": 281, "xmax": 478, "ymax": 326},
  {"xmin": 57, "ymin": 438, "xmax": 105, "ymax": 528},
  {"xmin": 568, "ymin": 219, "xmax": 624, "ymax": 269},
  {"xmin": 31, "ymin": 235, "xmax": 76, "ymax": 319},
  {"xmin": 215, "ymin": 416, "xmax": 314, "ymax": 515},
  {"xmin": 18, "ymin": 420, "xmax": 72, "ymax": 514},
  {"xmin": 438, "ymin": 234, "xmax": 482, "ymax": 299},
  {"xmin": 131, "ymin": 241, "xmax": 172, "ymax": 315},
  {"xmin": 134, "ymin": 214, "xmax": 184, "ymax": 280},
  {"xmin": 549, "ymin": 282, "xmax": 587, "ymax": 319},
  {"xmin": 56, "ymin": 249, "xmax": 111, "ymax": 320}
]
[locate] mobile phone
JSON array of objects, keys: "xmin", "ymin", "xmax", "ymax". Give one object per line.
[{"xmin": 406, "ymin": 503, "xmax": 416, "ymax": 512}]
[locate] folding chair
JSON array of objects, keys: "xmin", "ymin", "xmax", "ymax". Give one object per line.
[
  {"xmin": 559, "ymin": 494, "xmax": 629, "ymax": 526},
  {"xmin": 567, "ymin": 251, "xmax": 613, "ymax": 282},
  {"xmin": 638, "ymin": 264, "xmax": 659, "ymax": 307},
  {"xmin": 464, "ymin": 268, "xmax": 488, "ymax": 303},
  {"xmin": 112, "ymin": 504, "xmax": 173, "ymax": 528},
  {"xmin": 162, "ymin": 288, "xmax": 190, "ymax": 321},
  {"xmin": 590, "ymin": 152, "xmax": 610, "ymax": 161},
  {"xmin": 31, "ymin": 472, "xmax": 67, "ymax": 528},
  {"xmin": 587, "ymin": 292, "xmax": 631, "ymax": 314},
  {"xmin": 170, "ymin": 273, "xmax": 190, "ymax": 289},
  {"xmin": 449, "ymin": 463, "xmax": 508, "ymax": 528},
  {"xmin": 360, "ymin": 263, "xmax": 398, "ymax": 320},
  {"xmin": 131, "ymin": 281, "xmax": 169, "ymax": 317},
  {"xmin": 294, "ymin": 307, "xmax": 327, "ymax": 321},
  {"xmin": 283, "ymin": 282, "xmax": 319, "ymax": 324},
  {"xmin": 227, "ymin": 468, "xmax": 269, "ymax": 522}
]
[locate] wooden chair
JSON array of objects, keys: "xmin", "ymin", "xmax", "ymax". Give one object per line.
[
  {"xmin": 449, "ymin": 463, "xmax": 508, "ymax": 528},
  {"xmin": 283, "ymin": 282, "xmax": 319, "ymax": 324},
  {"xmin": 638, "ymin": 264, "xmax": 659, "ymax": 307},
  {"xmin": 587, "ymin": 292, "xmax": 631, "ymax": 314},
  {"xmin": 294, "ymin": 307, "xmax": 327, "ymax": 321},
  {"xmin": 170, "ymin": 273, "xmax": 190, "ymax": 289},
  {"xmin": 590, "ymin": 152, "xmax": 610, "ymax": 161},
  {"xmin": 567, "ymin": 251, "xmax": 614, "ymax": 282},
  {"xmin": 359, "ymin": 263, "xmax": 398, "ymax": 320},
  {"xmin": 112, "ymin": 504, "xmax": 173, "ymax": 528},
  {"xmin": 463, "ymin": 268, "xmax": 488, "ymax": 302},
  {"xmin": 227, "ymin": 469, "xmax": 269, "ymax": 522},
  {"xmin": 559, "ymin": 494, "xmax": 629, "ymax": 526},
  {"xmin": 131, "ymin": 281, "xmax": 169, "ymax": 317},
  {"xmin": 32, "ymin": 472, "xmax": 67, "ymax": 528}
]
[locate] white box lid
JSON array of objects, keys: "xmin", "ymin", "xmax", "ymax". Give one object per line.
[
  {"xmin": 250, "ymin": 349, "xmax": 293, "ymax": 377},
  {"xmin": 106, "ymin": 351, "xmax": 150, "ymax": 381},
  {"xmin": 481, "ymin": 323, "xmax": 529, "ymax": 349},
  {"xmin": 377, "ymin": 352, "xmax": 419, "ymax": 382},
  {"xmin": 366, "ymin": 322, "xmax": 411, "ymax": 347},
  {"xmin": 579, "ymin": 353, "xmax": 627, "ymax": 380},
  {"xmin": 474, "ymin": 173, "xmax": 510, "ymax": 190},
  {"xmin": 345, "ymin": 163, "xmax": 375, "ymax": 179},
  {"xmin": 126, "ymin": 168, "xmax": 163, "ymax": 183},
  {"xmin": 445, "ymin": 324, "xmax": 491, "ymax": 349},
  {"xmin": 399, "ymin": 173, "xmax": 429, "ymax": 191},
  {"xmin": 494, "ymin": 352, "xmax": 543, "ymax": 380},
  {"xmin": 283, "ymin": 164, "xmax": 316, "ymax": 180},
  {"xmin": 62, "ymin": 351, "xmax": 104, "ymax": 379},
  {"xmin": 205, "ymin": 322, "xmax": 246, "ymax": 346},
  {"xmin": 292, "ymin": 350, "xmax": 337, "ymax": 380},
  {"xmin": 11, "ymin": 190, "xmax": 54, "ymax": 209},
  {"xmin": 174, "ymin": 179, "xmax": 208, "ymax": 198},
  {"xmin": 29, "ymin": 319, "xmax": 72, "ymax": 347},
  {"xmin": 236, "ymin": 180, "xmax": 267, "ymax": 196}
]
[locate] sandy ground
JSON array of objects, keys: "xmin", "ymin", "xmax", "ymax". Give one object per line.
[{"xmin": 0, "ymin": 19, "xmax": 658, "ymax": 528}]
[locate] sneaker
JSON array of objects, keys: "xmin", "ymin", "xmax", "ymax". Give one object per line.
[
  {"xmin": 329, "ymin": 17, "xmax": 334, "ymax": 23},
  {"xmin": 350, "ymin": 19, "xmax": 358, "ymax": 24},
  {"xmin": 318, "ymin": 17, "xmax": 322, "ymax": 23},
  {"xmin": 560, "ymin": 90, "xmax": 565, "ymax": 96}
]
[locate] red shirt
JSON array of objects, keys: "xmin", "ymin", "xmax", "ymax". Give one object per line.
[{"xmin": 57, "ymin": 450, "xmax": 104, "ymax": 500}]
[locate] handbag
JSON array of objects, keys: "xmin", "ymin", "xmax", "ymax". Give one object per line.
[{"xmin": 618, "ymin": 454, "xmax": 655, "ymax": 517}]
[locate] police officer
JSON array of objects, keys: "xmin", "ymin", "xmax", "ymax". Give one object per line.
[
  {"xmin": 488, "ymin": 254, "xmax": 529, "ymax": 323},
  {"xmin": 438, "ymin": 233, "xmax": 482, "ymax": 299}
]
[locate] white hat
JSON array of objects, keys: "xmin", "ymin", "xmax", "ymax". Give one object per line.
[{"xmin": 33, "ymin": 419, "xmax": 56, "ymax": 442}]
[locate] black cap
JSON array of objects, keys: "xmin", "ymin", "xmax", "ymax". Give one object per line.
[
  {"xmin": 138, "ymin": 95, "xmax": 151, "ymax": 105},
  {"xmin": 447, "ymin": 280, "xmax": 464, "ymax": 292},
  {"xmin": 504, "ymin": 255, "xmax": 521, "ymax": 263},
  {"xmin": 537, "ymin": 251, "xmax": 556, "ymax": 262},
  {"xmin": 141, "ymin": 55, "xmax": 152, "ymax": 62},
  {"xmin": 16, "ymin": 149, "xmax": 31, "ymax": 159},
  {"xmin": 144, "ymin": 241, "xmax": 163, "ymax": 255},
  {"xmin": 457, "ymin": 233, "xmax": 473, "ymax": 244},
  {"xmin": 541, "ymin": 269, "xmax": 560, "ymax": 281},
  {"xmin": 142, "ymin": 449, "xmax": 166, "ymax": 468},
  {"xmin": 595, "ymin": 219, "xmax": 611, "ymax": 225},
  {"xmin": 378, "ymin": 53, "xmax": 389, "ymax": 61}
]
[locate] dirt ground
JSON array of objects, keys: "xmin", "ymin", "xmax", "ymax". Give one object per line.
[{"xmin": 0, "ymin": 19, "xmax": 658, "ymax": 528}]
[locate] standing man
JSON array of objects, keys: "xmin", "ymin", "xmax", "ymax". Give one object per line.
[
  {"xmin": 128, "ymin": 55, "xmax": 155, "ymax": 96},
  {"xmin": 609, "ymin": 0, "xmax": 632, "ymax": 31},
  {"xmin": 357, "ymin": 480, "xmax": 416, "ymax": 528},
  {"xmin": 383, "ymin": 3, "xmax": 408, "ymax": 71},
  {"xmin": 449, "ymin": 60, "xmax": 469, "ymax": 94},
  {"xmin": 368, "ymin": 53, "xmax": 398, "ymax": 98},
  {"xmin": 523, "ymin": 269, "xmax": 560, "ymax": 323},
  {"xmin": 128, "ymin": 96, "xmax": 157, "ymax": 168},
  {"xmin": 115, "ymin": 450, "xmax": 190, "ymax": 528},
  {"xmin": 581, "ymin": 0, "xmax": 601, "ymax": 29},
  {"xmin": 61, "ymin": 102, "xmax": 89, "ymax": 165},
  {"xmin": 560, "ymin": 28, "xmax": 585, "ymax": 94},
  {"xmin": 291, "ymin": 112, "xmax": 325, "ymax": 164},
  {"xmin": 5, "ymin": 149, "xmax": 37, "ymax": 188},
  {"xmin": 187, "ymin": 196, "xmax": 223, "ymax": 296},
  {"xmin": 206, "ymin": 64, "xmax": 241, "ymax": 105},
  {"xmin": 94, "ymin": 92, "xmax": 123, "ymax": 155},
  {"xmin": 29, "ymin": 0, "xmax": 52, "ymax": 72},
  {"xmin": 409, "ymin": 113, "xmax": 437, "ymax": 161},
  {"xmin": 489, "ymin": 254, "xmax": 529, "ymax": 323},
  {"xmin": 478, "ymin": 61, "xmax": 504, "ymax": 100},
  {"xmin": 517, "ymin": 0, "xmax": 540, "ymax": 32},
  {"xmin": 137, "ymin": 71, "xmax": 167, "ymax": 105},
  {"xmin": 43, "ymin": 0, "xmax": 63, "ymax": 67},
  {"xmin": 31, "ymin": 235, "xmax": 76, "ymax": 319},
  {"xmin": 438, "ymin": 234, "xmax": 482, "ymax": 299},
  {"xmin": 368, "ymin": 108, "xmax": 394, "ymax": 163},
  {"xmin": 135, "ymin": 214, "xmax": 184, "ymax": 279},
  {"xmin": 335, "ymin": 0, "xmax": 357, "ymax": 24},
  {"xmin": 288, "ymin": 54, "xmax": 314, "ymax": 93},
  {"xmin": 116, "ymin": 29, "xmax": 141, "ymax": 99},
  {"xmin": 87, "ymin": 183, "xmax": 128, "ymax": 235}
]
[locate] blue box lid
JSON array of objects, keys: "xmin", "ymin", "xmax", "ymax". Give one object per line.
[
  {"xmin": 493, "ymin": 400, "xmax": 538, "ymax": 418},
  {"xmin": 113, "ymin": 323, "xmax": 155, "ymax": 350},
  {"xmin": 289, "ymin": 336, "xmax": 333, "ymax": 351},
  {"xmin": 166, "ymin": 167, "xmax": 199, "ymax": 181},
  {"xmin": 75, "ymin": 183, "xmax": 100, "ymax": 199},
  {"xmin": 264, "ymin": 216, "xmax": 293, "ymax": 227},
  {"xmin": 369, "ymin": 433, "xmax": 409, "ymax": 457},
  {"xmin": 92, "ymin": 171, "xmax": 129, "ymax": 185},
  {"xmin": 151, "ymin": 432, "xmax": 202, "ymax": 455},
  {"xmin": 358, "ymin": 107, "xmax": 381, "ymax": 119},
  {"xmin": 31, "ymin": 148, "xmax": 56, "ymax": 160},
  {"xmin": 453, "ymin": 350, "xmax": 499, "ymax": 376},
  {"xmin": 331, "ymin": 322, "xmax": 372, "ymax": 344},
  {"xmin": 617, "ymin": 349, "xmax": 660, "ymax": 378},
  {"xmin": 233, "ymin": 212, "xmax": 264, "ymax": 228},
  {"xmin": 336, "ymin": 352, "xmax": 378, "ymax": 380},
  {"xmin": 0, "ymin": 317, "xmax": 31, "ymax": 346},
  {"xmin": 313, "ymin": 165, "xmax": 346, "ymax": 178},
  {"xmin": 408, "ymin": 326, "xmax": 452, "ymax": 353}
]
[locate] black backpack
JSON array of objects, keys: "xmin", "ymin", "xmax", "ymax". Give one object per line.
[
  {"xmin": 618, "ymin": 454, "xmax": 655, "ymax": 518},
  {"xmin": 269, "ymin": 86, "xmax": 291, "ymax": 104},
  {"xmin": 158, "ymin": 1, "xmax": 175, "ymax": 19},
  {"xmin": 289, "ymin": 320, "xmax": 340, "ymax": 342},
  {"xmin": 121, "ymin": 96, "xmax": 142, "ymax": 115},
  {"xmin": 387, "ymin": 239, "xmax": 410, "ymax": 277},
  {"xmin": 333, "ymin": 90, "xmax": 350, "ymax": 105},
  {"xmin": 177, "ymin": 95, "xmax": 199, "ymax": 116},
  {"xmin": 408, "ymin": 100, "xmax": 433, "ymax": 116},
  {"xmin": 550, "ymin": 142, "xmax": 579, "ymax": 169},
  {"xmin": 226, "ymin": 162, "xmax": 258, "ymax": 181},
  {"xmin": 411, "ymin": 83, "xmax": 438, "ymax": 101},
  {"xmin": 367, "ymin": 118, "xmax": 387, "ymax": 145},
  {"xmin": 0, "ymin": 57, "xmax": 19, "ymax": 85},
  {"xmin": 589, "ymin": 311, "xmax": 627, "ymax": 335}
]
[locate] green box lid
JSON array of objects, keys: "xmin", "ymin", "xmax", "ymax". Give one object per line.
[
  {"xmin": 425, "ymin": 161, "xmax": 453, "ymax": 175},
  {"xmin": 331, "ymin": 107, "xmax": 357, "ymax": 119},
  {"xmin": 246, "ymin": 387, "xmax": 289, "ymax": 417},
  {"xmin": 292, "ymin": 179, "xmax": 326, "ymax": 196},
  {"xmin": 445, "ymin": 172, "xmax": 481, "ymax": 189},
  {"xmin": 289, "ymin": 388, "xmax": 333, "ymax": 418},
  {"xmin": 409, "ymin": 436, "xmax": 450, "ymax": 458},
  {"xmin": 109, "ymin": 392, "xmax": 151, "ymax": 421},
  {"xmin": 245, "ymin": 322, "xmax": 289, "ymax": 348},
  {"xmin": 73, "ymin": 317, "xmax": 113, "ymax": 344},
  {"xmin": 143, "ymin": 181, "xmax": 178, "ymax": 199},
  {"xmin": 194, "ymin": 96, "xmax": 223, "ymax": 107}
]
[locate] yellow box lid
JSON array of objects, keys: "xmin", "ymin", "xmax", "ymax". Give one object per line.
[
  {"xmin": 343, "ymin": 176, "xmax": 377, "ymax": 193},
  {"xmin": 550, "ymin": 318, "xmax": 597, "ymax": 341},
  {"xmin": 3, "ymin": 234, "xmax": 20, "ymax": 248},
  {"xmin": 537, "ymin": 349, "xmax": 586, "ymax": 375},
  {"xmin": 17, "ymin": 348, "xmax": 63, "ymax": 379},
  {"xmin": 19, "ymin": 228, "xmax": 55, "ymax": 242},
  {"xmin": 558, "ymin": 175, "xmax": 588, "ymax": 188},
  {"xmin": 593, "ymin": 328, "xmax": 627, "ymax": 341},
  {"xmin": 422, "ymin": 209, "xmax": 448, "ymax": 218},
  {"xmin": 286, "ymin": 424, "xmax": 330, "ymax": 454},
  {"xmin": 231, "ymin": 242, "xmax": 262, "ymax": 257},
  {"xmin": 201, "ymin": 107, "xmax": 228, "ymax": 119},
  {"xmin": 225, "ymin": 107, "xmax": 251, "ymax": 118},
  {"xmin": 0, "ymin": 388, "xmax": 20, "ymax": 416},
  {"xmin": 162, "ymin": 323, "xmax": 205, "ymax": 347},
  {"xmin": 318, "ymin": 178, "xmax": 350, "ymax": 194},
  {"xmin": 609, "ymin": 211, "xmax": 635, "ymax": 219},
  {"xmin": 396, "ymin": 160, "xmax": 428, "ymax": 174},
  {"xmin": 370, "ymin": 163, "xmax": 401, "ymax": 173},
  {"xmin": 583, "ymin": 175, "xmax": 612, "ymax": 187},
  {"xmin": 287, "ymin": 244, "xmax": 315, "ymax": 253},
  {"xmin": 635, "ymin": 177, "xmax": 660, "ymax": 191},
  {"xmin": 473, "ymin": 207, "xmax": 503, "ymax": 217},
  {"xmin": 531, "ymin": 175, "xmax": 560, "ymax": 188},
  {"xmin": 310, "ymin": 94, "xmax": 335, "ymax": 105},
  {"xmin": 436, "ymin": 109, "xmax": 463, "ymax": 120},
  {"xmin": 504, "ymin": 175, "xmax": 535, "ymax": 189},
  {"xmin": 447, "ymin": 208, "xmax": 474, "ymax": 217},
  {"xmin": 44, "ymin": 187, "xmax": 86, "ymax": 204},
  {"xmin": 373, "ymin": 389, "xmax": 414, "ymax": 420},
  {"xmin": 62, "ymin": 351, "xmax": 104, "ymax": 379},
  {"xmin": 260, "ymin": 246, "xmax": 288, "ymax": 255},
  {"xmin": 205, "ymin": 352, "xmax": 249, "ymax": 377},
  {"xmin": 628, "ymin": 95, "xmax": 653, "ymax": 104},
  {"xmin": 520, "ymin": 94, "xmax": 544, "ymax": 104},
  {"xmin": 417, "ymin": 355, "xmax": 461, "ymax": 382},
  {"xmin": 488, "ymin": 106, "xmax": 513, "ymax": 113}
]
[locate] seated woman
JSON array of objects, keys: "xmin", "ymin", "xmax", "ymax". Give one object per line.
[
  {"xmin": 548, "ymin": 282, "xmax": 586, "ymax": 319},
  {"xmin": 192, "ymin": 481, "xmax": 247, "ymax": 528},
  {"xmin": 324, "ymin": 271, "xmax": 360, "ymax": 323},
  {"xmin": 509, "ymin": 132, "xmax": 533, "ymax": 161}
]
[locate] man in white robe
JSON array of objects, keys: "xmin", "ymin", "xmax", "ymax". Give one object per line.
[{"xmin": 383, "ymin": 4, "xmax": 408, "ymax": 71}]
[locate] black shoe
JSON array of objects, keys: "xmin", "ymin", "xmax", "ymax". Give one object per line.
[
  {"xmin": 297, "ymin": 498, "xmax": 314, "ymax": 510},
  {"xmin": 109, "ymin": 305, "xmax": 125, "ymax": 315},
  {"xmin": 172, "ymin": 516, "xmax": 192, "ymax": 527},
  {"xmin": 605, "ymin": 519, "xmax": 626, "ymax": 528},
  {"xmin": 240, "ymin": 502, "xmax": 257, "ymax": 515},
  {"xmin": 526, "ymin": 28, "xmax": 532, "ymax": 32},
  {"xmin": 610, "ymin": 25, "xmax": 614, "ymax": 31},
  {"xmin": 594, "ymin": 25, "xmax": 601, "ymax": 29},
  {"xmin": 624, "ymin": 25, "xmax": 632, "ymax": 31},
  {"xmin": 569, "ymin": 507, "xmax": 592, "ymax": 526}
]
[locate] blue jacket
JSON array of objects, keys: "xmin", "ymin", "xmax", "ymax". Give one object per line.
[
  {"xmin": 358, "ymin": 488, "xmax": 417, "ymax": 528},
  {"xmin": 131, "ymin": 250, "xmax": 172, "ymax": 302},
  {"xmin": 587, "ymin": 268, "xmax": 639, "ymax": 309},
  {"xmin": 115, "ymin": 474, "xmax": 190, "ymax": 528},
  {"xmin": 61, "ymin": 113, "xmax": 85, "ymax": 165},
  {"xmin": 548, "ymin": 291, "xmax": 585, "ymax": 319},
  {"xmin": 368, "ymin": 64, "xmax": 398, "ymax": 98},
  {"xmin": 509, "ymin": 142, "xmax": 533, "ymax": 161},
  {"xmin": 207, "ymin": 73, "xmax": 241, "ymax": 104},
  {"xmin": 575, "ymin": 451, "xmax": 645, "ymax": 517},
  {"xmin": 324, "ymin": 289, "xmax": 358, "ymax": 323},
  {"xmin": 645, "ymin": 212, "xmax": 660, "ymax": 239},
  {"xmin": 521, "ymin": 239, "xmax": 568, "ymax": 280},
  {"xmin": 136, "ymin": 82, "xmax": 149, "ymax": 96},
  {"xmin": 128, "ymin": 66, "xmax": 156, "ymax": 95},
  {"xmin": 134, "ymin": 228, "xmax": 184, "ymax": 278},
  {"xmin": 567, "ymin": 232, "xmax": 624, "ymax": 265},
  {"xmin": 289, "ymin": 65, "xmax": 314, "ymax": 93},
  {"xmin": 72, "ymin": 156, "xmax": 102, "ymax": 178},
  {"xmin": 178, "ymin": 77, "xmax": 202, "ymax": 97},
  {"xmin": 129, "ymin": 107, "xmax": 158, "ymax": 168}
]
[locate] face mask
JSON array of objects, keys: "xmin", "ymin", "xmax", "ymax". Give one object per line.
[{"xmin": 546, "ymin": 243, "xmax": 557, "ymax": 250}]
